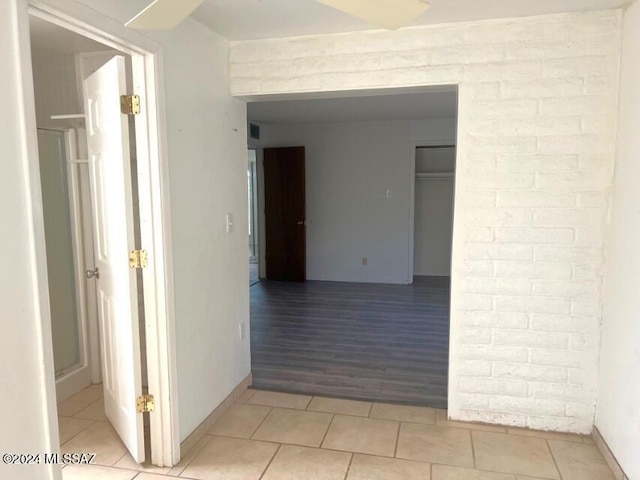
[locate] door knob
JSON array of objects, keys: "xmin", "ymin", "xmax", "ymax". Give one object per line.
[
  {"xmin": 86, "ymin": 267, "xmax": 100, "ymax": 279},
  {"xmin": 297, "ymin": 221, "xmax": 305, "ymax": 225}
]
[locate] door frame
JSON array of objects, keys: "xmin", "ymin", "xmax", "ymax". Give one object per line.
[
  {"xmin": 248, "ymin": 147, "xmax": 259, "ymax": 264},
  {"xmin": 20, "ymin": 0, "xmax": 180, "ymax": 467},
  {"xmin": 407, "ymin": 140, "xmax": 458, "ymax": 284}
]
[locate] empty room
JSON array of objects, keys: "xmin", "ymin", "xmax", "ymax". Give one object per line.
[
  {"xmin": 246, "ymin": 90, "xmax": 458, "ymax": 410},
  {"xmin": 2, "ymin": 0, "xmax": 640, "ymax": 480}
]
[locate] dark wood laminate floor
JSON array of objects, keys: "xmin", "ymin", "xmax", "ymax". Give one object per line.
[{"xmin": 250, "ymin": 276, "xmax": 450, "ymax": 408}]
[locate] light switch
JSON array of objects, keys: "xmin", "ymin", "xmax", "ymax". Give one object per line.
[{"xmin": 226, "ymin": 213, "xmax": 233, "ymax": 233}]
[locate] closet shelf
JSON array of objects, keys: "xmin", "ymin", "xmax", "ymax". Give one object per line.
[
  {"xmin": 415, "ymin": 172, "xmax": 454, "ymax": 179},
  {"xmin": 50, "ymin": 114, "xmax": 85, "ymax": 120}
]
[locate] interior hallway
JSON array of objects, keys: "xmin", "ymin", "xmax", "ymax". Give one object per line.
[
  {"xmin": 250, "ymin": 276, "xmax": 450, "ymax": 408},
  {"xmin": 58, "ymin": 385, "xmax": 613, "ymax": 479}
]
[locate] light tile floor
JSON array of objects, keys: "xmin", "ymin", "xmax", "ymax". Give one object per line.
[{"xmin": 57, "ymin": 386, "xmax": 616, "ymax": 480}]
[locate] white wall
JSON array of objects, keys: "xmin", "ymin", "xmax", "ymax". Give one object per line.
[
  {"xmin": 146, "ymin": 19, "xmax": 250, "ymax": 442},
  {"xmin": 264, "ymin": 120, "xmax": 409, "ymax": 283},
  {"xmin": 31, "ymin": 50, "xmax": 80, "ymax": 125},
  {"xmin": 260, "ymin": 118, "xmax": 456, "ymax": 284},
  {"xmin": 0, "ymin": 1, "xmax": 60, "ymax": 478},
  {"xmin": 596, "ymin": 1, "xmax": 640, "ymax": 478},
  {"xmin": 231, "ymin": 10, "xmax": 621, "ymax": 433}
]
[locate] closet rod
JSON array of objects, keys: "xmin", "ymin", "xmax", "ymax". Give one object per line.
[{"xmin": 415, "ymin": 172, "xmax": 454, "ymax": 179}]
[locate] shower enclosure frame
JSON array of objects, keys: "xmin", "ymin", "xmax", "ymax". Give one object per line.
[{"xmin": 40, "ymin": 127, "xmax": 96, "ymax": 401}]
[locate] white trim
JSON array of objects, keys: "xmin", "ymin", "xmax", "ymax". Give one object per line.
[
  {"xmin": 256, "ymin": 147, "xmax": 266, "ymax": 279},
  {"xmin": 55, "ymin": 365, "xmax": 91, "ymax": 402},
  {"xmin": 407, "ymin": 139, "xmax": 457, "ymax": 284},
  {"xmin": 54, "ymin": 128, "xmax": 92, "ymax": 401},
  {"xmin": 447, "ymin": 85, "xmax": 467, "ymax": 420},
  {"xmin": 24, "ymin": 0, "xmax": 180, "ymax": 467}
]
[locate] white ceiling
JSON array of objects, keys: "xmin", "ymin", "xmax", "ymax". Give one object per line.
[
  {"xmin": 247, "ymin": 90, "xmax": 457, "ymax": 124},
  {"xmin": 192, "ymin": 0, "xmax": 624, "ymax": 40},
  {"xmin": 29, "ymin": 16, "xmax": 110, "ymax": 55}
]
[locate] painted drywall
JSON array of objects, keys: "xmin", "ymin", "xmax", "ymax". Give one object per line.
[
  {"xmin": 231, "ymin": 10, "xmax": 621, "ymax": 433},
  {"xmin": 136, "ymin": 19, "xmax": 251, "ymax": 442},
  {"xmin": 31, "ymin": 50, "xmax": 80, "ymax": 124},
  {"xmin": 414, "ymin": 147, "xmax": 456, "ymax": 276},
  {"xmin": 0, "ymin": 1, "xmax": 60, "ymax": 478},
  {"xmin": 260, "ymin": 118, "xmax": 456, "ymax": 284},
  {"xmin": 595, "ymin": 1, "xmax": 640, "ymax": 478}
]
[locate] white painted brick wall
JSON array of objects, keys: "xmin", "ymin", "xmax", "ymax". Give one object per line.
[{"xmin": 229, "ymin": 10, "xmax": 621, "ymax": 434}]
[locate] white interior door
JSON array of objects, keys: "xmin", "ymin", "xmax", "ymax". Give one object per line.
[{"xmin": 84, "ymin": 56, "xmax": 145, "ymax": 463}]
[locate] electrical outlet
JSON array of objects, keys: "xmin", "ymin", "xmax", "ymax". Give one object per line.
[
  {"xmin": 226, "ymin": 213, "xmax": 234, "ymax": 233},
  {"xmin": 239, "ymin": 322, "xmax": 246, "ymax": 340},
  {"xmin": 362, "ymin": 257, "xmax": 368, "ymax": 266}
]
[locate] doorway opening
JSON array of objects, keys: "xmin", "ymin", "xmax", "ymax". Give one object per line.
[
  {"xmin": 412, "ymin": 145, "xmax": 455, "ymax": 282},
  {"xmin": 247, "ymin": 88, "xmax": 458, "ymax": 409},
  {"xmin": 26, "ymin": 4, "xmax": 178, "ymax": 468}
]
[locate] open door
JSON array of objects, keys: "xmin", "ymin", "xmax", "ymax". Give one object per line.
[
  {"xmin": 84, "ymin": 56, "xmax": 145, "ymax": 463},
  {"xmin": 264, "ymin": 146, "xmax": 306, "ymax": 282}
]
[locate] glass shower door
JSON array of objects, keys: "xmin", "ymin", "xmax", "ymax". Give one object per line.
[{"xmin": 37, "ymin": 129, "xmax": 82, "ymax": 377}]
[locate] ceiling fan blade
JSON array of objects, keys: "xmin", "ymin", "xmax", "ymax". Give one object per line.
[
  {"xmin": 316, "ymin": 0, "xmax": 430, "ymax": 30},
  {"xmin": 126, "ymin": 0, "xmax": 205, "ymax": 30}
]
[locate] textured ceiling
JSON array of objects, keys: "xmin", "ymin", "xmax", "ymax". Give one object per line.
[{"xmin": 192, "ymin": 0, "xmax": 624, "ymax": 40}]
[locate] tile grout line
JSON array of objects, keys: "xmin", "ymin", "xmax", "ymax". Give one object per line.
[
  {"xmin": 249, "ymin": 407, "xmax": 274, "ymax": 440},
  {"xmin": 58, "ymin": 418, "xmax": 97, "ymax": 447},
  {"xmin": 111, "ymin": 451, "xmax": 129, "ymax": 467},
  {"xmin": 174, "ymin": 434, "xmax": 214, "ymax": 477},
  {"xmin": 342, "ymin": 453, "xmax": 354, "ymax": 480},
  {"xmin": 207, "ymin": 431, "xmax": 420, "ymax": 462},
  {"xmin": 77, "ymin": 463, "xmax": 140, "ymax": 476},
  {"xmin": 243, "ymin": 388, "xmax": 257, "ymax": 403},
  {"xmin": 258, "ymin": 444, "xmax": 281, "ymax": 480},
  {"xmin": 469, "ymin": 429, "xmax": 477, "ymax": 469},
  {"xmin": 544, "ymin": 438, "xmax": 564, "ymax": 480},
  {"xmin": 393, "ymin": 421, "xmax": 402, "ymax": 458},
  {"xmin": 305, "ymin": 396, "xmax": 315, "ymax": 411},
  {"xmin": 303, "ymin": 395, "xmax": 313, "ymax": 410},
  {"xmin": 248, "ymin": 391, "xmax": 587, "ymax": 443},
  {"xmin": 319, "ymin": 414, "xmax": 336, "ymax": 449}
]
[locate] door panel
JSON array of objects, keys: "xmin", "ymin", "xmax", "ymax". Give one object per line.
[
  {"xmin": 84, "ymin": 56, "xmax": 145, "ymax": 463},
  {"xmin": 264, "ymin": 147, "xmax": 306, "ymax": 282}
]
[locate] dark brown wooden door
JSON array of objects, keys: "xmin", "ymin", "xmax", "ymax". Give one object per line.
[{"xmin": 264, "ymin": 146, "xmax": 306, "ymax": 282}]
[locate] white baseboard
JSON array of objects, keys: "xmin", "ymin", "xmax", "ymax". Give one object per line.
[
  {"xmin": 55, "ymin": 365, "xmax": 91, "ymax": 402},
  {"xmin": 180, "ymin": 373, "xmax": 253, "ymax": 458}
]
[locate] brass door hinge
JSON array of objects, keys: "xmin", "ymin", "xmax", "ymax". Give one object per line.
[
  {"xmin": 129, "ymin": 250, "xmax": 148, "ymax": 269},
  {"xmin": 136, "ymin": 394, "xmax": 155, "ymax": 413},
  {"xmin": 120, "ymin": 94, "xmax": 141, "ymax": 115}
]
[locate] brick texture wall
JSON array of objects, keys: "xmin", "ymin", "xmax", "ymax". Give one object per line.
[{"xmin": 229, "ymin": 10, "xmax": 621, "ymax": 433}]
